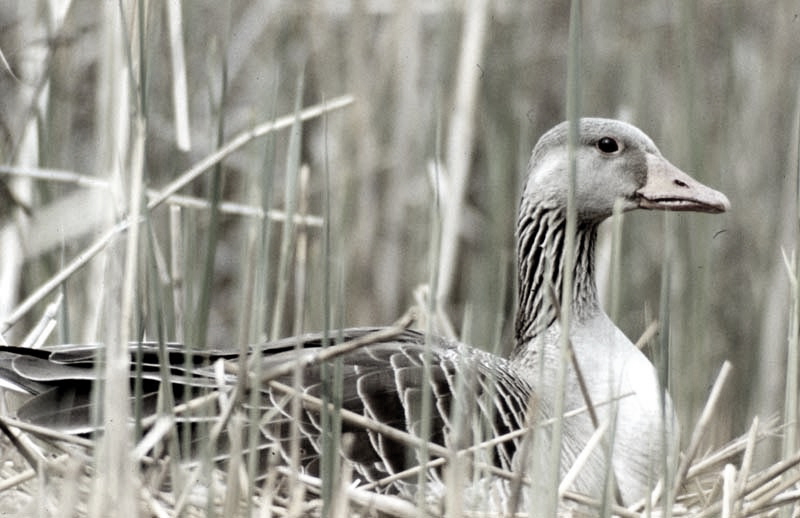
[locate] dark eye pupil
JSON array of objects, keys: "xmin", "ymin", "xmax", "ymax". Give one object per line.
[{"xmin": 597, "ymin": 137, "xmax": 619, "ymax": 153}]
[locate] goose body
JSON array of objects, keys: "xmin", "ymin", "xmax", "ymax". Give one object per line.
[{"xmin": 0, "ymin": 118, "xmax": 729, "ymax": 511}]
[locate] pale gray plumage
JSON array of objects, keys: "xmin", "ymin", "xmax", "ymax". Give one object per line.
[
  {"xmin": 514, "ymin": 118, "xmax": 728, "ymax": 502},
  {"xmin": 0, "ymin": 118, "xmax": 729, "ymax": 511}
]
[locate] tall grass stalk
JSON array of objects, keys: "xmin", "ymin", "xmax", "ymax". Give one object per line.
[
  {"xmin": 281, "ymin": 74, "xmax": 306, "ymax": 512},
  {"xmin": 604, "ymin": 201, "xmax": 626, "ymax": 515},
  {"xmin": 270, "ymin": 74, "xmax": 305, "ymax": 341},
  {"xmin": 658, "ymin": 211, "xmax": 674, "ymax": 517},
  {"xmin": 165, "ymin": 0, "xmax": 191, "ymax": 152},
  {"xmin": 419, "ymin": 111, "xmax": 443, "ymax": 515},
  {"xmin": 547, "ymin": 0, "xmax": 582, "ymax": 514},
  {"xmin": 318, "ymin": 96, "xmax": 343, "ymax": 517},
  {"xmin": 437, "ymin": 0, "xmax": 488, "ymax": 305},
  {"xmin": 193, "ymin": 21, "xmax": 229, "ymax": 350},
  {"xmin": 170, "ymin": 205, "xmax": 185, "ymax": 341},
  {"xmin": 781, "ymin": 87, "xmax": 800, "ymax": 518},
  {"xmin": 242, "ymin": 75, "xmax": 280, "ymax": 513},
  {"xmin": 92, "ymin": 1, "xmax": 140, "ymax": 516}
]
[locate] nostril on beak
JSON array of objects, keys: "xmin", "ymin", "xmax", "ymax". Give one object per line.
[{"xmin": 674, "ymin": 179, "xmax": 688, "ymax": 188}]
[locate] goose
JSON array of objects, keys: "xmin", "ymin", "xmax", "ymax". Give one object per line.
[{"xmin": 0, "ymin": 118, "xmax": 729, "ymax": 511}]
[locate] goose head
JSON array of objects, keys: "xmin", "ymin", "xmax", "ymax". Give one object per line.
[{"xmin": 522, "ymin": 118, "xmax": 730, "ymax": 222}]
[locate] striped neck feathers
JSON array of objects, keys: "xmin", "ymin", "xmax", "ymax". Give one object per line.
[{"xmin": 514, "ymin": 204, "xmax": 601, "ymax": 344}]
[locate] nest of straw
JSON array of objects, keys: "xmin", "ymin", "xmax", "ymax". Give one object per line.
[{"xmin": 1, "ymin": 341, "xmax": 799, "ymax": 518}]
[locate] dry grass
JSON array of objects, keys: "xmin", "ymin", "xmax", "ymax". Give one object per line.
[
  {"xmin": 0, "ymin": 335, "xmax": 798, "ymax": 517},
  {"xmin": 0, "ymin": 1, "xmax": 798, "ymax": 517}
]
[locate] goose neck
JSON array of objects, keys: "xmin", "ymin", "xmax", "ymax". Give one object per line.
[{"xmin": 514, "ymin": 205, "xmax": 600, "ymax": 344}]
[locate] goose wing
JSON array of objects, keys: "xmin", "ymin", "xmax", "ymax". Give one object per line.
[{"xmin": 0, "ymin": 329, "xmax": 532, "ymax": 492}]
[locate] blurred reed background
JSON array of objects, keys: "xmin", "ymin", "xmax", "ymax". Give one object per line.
[{"xmin": 0, "ymin": 0, "xmax": 798, "ymax": 512}]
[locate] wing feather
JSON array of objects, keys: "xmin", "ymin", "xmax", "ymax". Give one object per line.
[{"xmin": 0, "ymin": 328, "xmax": 536, "ymax": 495}]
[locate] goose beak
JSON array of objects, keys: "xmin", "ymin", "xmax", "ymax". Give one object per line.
[{"xmin": 636, "ymin": 154, "xmax": 730, "ymax": 213}]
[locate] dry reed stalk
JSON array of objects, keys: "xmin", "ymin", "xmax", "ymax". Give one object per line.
[
  {"xmin": 3, "ymin": 401, "xmax": 800, "ymax": 516},
  {"xmin": 0, "ymin": 95, "xmax": 354, "ymax": 334}
]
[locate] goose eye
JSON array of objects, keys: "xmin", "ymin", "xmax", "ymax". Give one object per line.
[{"xmin": 596, "ymin": 137, "xmax": 620, "ymax": 154}]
